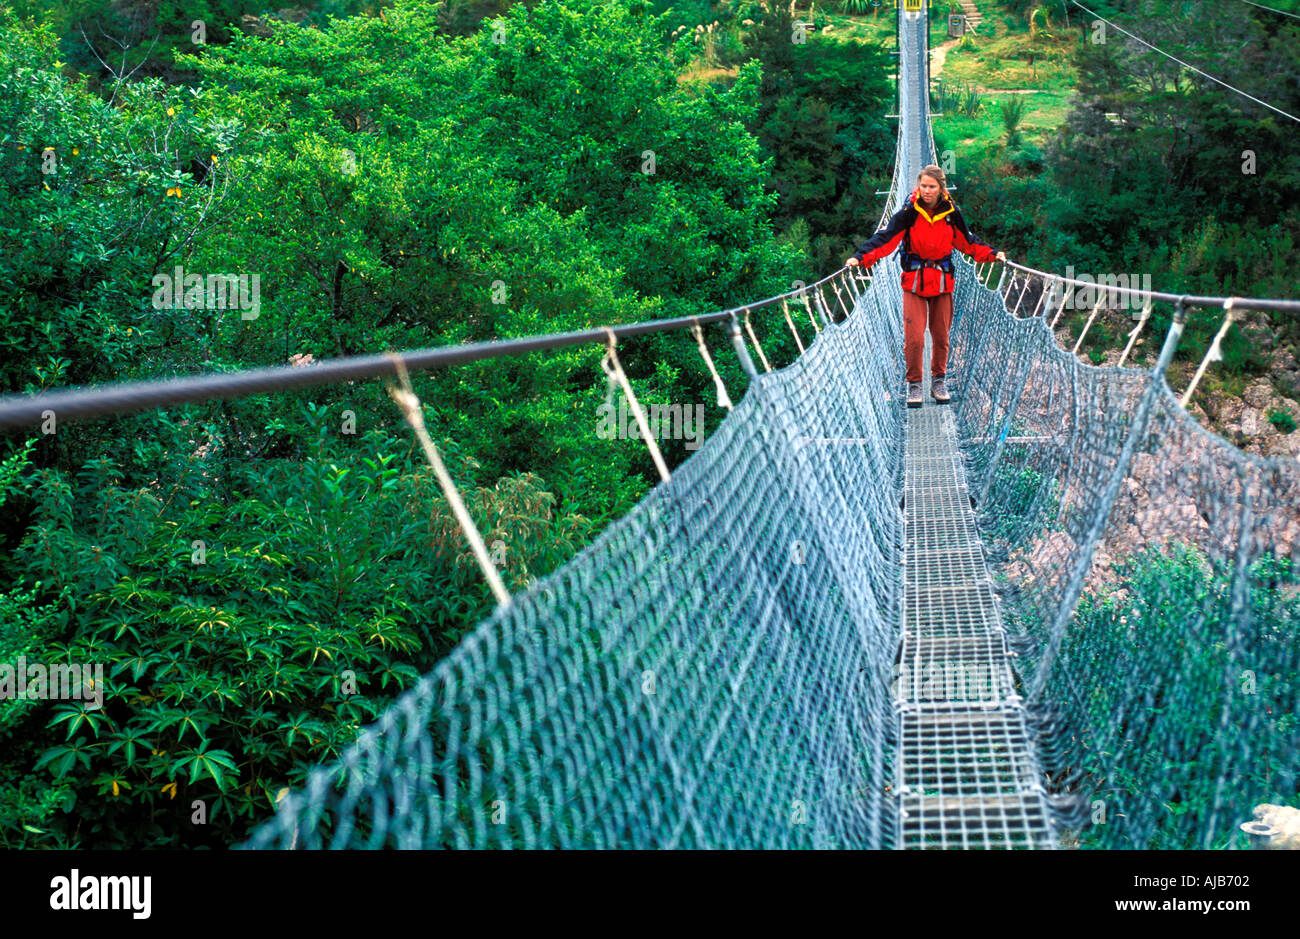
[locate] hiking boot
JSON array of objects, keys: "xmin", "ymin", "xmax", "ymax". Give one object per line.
[
  {"xmin": 931, "ymin": 377, "xmax": 950, "ymax": 405},
  {"xmin": 907, "ymin": 381, "xmax": 923, "ymax": 409}
]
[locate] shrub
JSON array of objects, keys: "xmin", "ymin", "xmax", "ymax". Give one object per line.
[
  {"xmin": 1010, "ymin": 143, "xmax": 1044, "ymax": 173},
  {"xmin": 1000, "ymin": 95, "xmax": 1028, "ymax": 146},
  {"xmin": 1267, "ymin": 408, "xmax": 1297, "ymax": 434},
  {"xmin": 7, "ymin": 406, "xmax": 595, "ymax": 847},
  {"xmin": 1061, "ymin": 543, "xmax": 1300, "ymax": 849}
]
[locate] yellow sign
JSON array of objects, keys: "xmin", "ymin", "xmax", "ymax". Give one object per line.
[{"xmin": 903, "ymin": 0, "xmax": 923, "ymax": 11}]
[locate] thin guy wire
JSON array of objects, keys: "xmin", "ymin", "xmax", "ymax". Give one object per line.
[{"xmin": 1071, "ymin": 0, "xmax": 1300, "ymax": 124}]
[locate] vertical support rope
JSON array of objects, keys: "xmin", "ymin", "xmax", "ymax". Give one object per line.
[
  {"xmin": 1040, "ymin": 275, "xmax": 1060, "ymax": 323},
  {"xmin": 975, "ymin": 351, "xmax": 1040, "ymax": 506},
  {"xmin": 815, "ymin": 289, "xmax": 836, "ymax": 327},
  {"xmin": 1116, "ymin": 296, "xmax": 1153, "ymax": 368},
  {"xmin": 385, "ymin": 353, "xmax": 512, "ymax": 608},
  {"xmin": 1027, "ymin": 301, "xmax": 1190, "ymax": 704},
  {"xmin": 781, "ymin": 300, "xmax": 806, "ymax": 354},
  {"xmin": 1203, "ymin": 473, "xmax": 1256, "ymax": 848},
  {"xmin": 1070, "ymin": 297, "xmax": 1105, "ymax": 355},
  {"xmin": 728, "ymin": 313, "xmax": 760, "ymax": 379},
  {"xmin": 1055, "ymin": 353, "xmax": 1083, "ymax": 525},
  {"xmin": 1180, "ymin": 299, "xmax": 1238, "ymax": 409},
  {"xmin": 998, "ymin": 272, "xmax": 1014, "ymax": 301},
  {"xmin": 600, "ymin": 329, "xmax": 672, "ymax": 484},
  {"xmin": 1011, "ymin": 277, "xmax": 1031, "ymax": 315},
  {"xmin": 801, "ymin": 291, "xmax": 822, "ymax": 333},
  {"xmin": 1048, "ymin": 286, "xmax": 1068, "ymax": 330},
  {"xmin": 743, "ymin": 308, "xmax": 773, "ymax": 373},
  {"xmin": 692, "ymin": 323, "xmax": 734, "ymax": 411},
  {"xmin": 837, "ymin": 270, "xmax": 856, "ymax": 304},
  {"xmin": 1028, "ymin": 276, "xmax": 1052, "ymax": 319},
  {"xmin": 830, "ymin": 279, "xmax": 851, "ymax": 319},
  {"xmin": 842, "ymin": 269, "xmax": 863, "ymax": 304}
]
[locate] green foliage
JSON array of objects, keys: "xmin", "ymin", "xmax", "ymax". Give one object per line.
[
  {"xmin": 1027, "ymin": 4, "xmax": 1053, "ymax": 40},
  {"xmin": 169, "ymin": 0, "xmax": 801, "ymax": 506},
  {"xmin": 934, "ymin": 78, "xmax": 984, "ymax": 118},
  {"xmin": 7, "ymin": 410, "xmax": 597, "ymax": 846},
  {"xmin": 943, "ymin": 0, "xmax": 1300, "ymax": 376},
  {"xmin": 0, "ymin": 14, "xmax": 251, "ymax": 404},
  {"xmin": 957, "ymin": 82, "xmax": 983, "ymax": 117},
  {"xmin": 0, "ymin": 439, "xmax": 79, "ymax": 847},
  {"xmin": 998, "ymin": 95, "xmax": 1027, "ymax": 146},
  {"xmin": 0, "ymin": 0, "xmax": 1295, "ymax": 852},
  {"xmin": 0, "ymin": 0, "xmax": 825, "ymax": 847},
  {"xmin": 978, "ymin": 432, "xmax": 1062, "ymax": 547},
  {"xmin": 1065, "ymin": 543, "xmax": 1300, "ymax": 849},
  {"xmin": 1009, "ymin": 143, "xmax": 1043, "ymax": 174},
  {"xmin": 744, "ymin": 4, "xmax": 893, "ymax": 273},
  {"xmin": 1267, "ymin": 408, "xmax": 1297, "ymax": 435}
]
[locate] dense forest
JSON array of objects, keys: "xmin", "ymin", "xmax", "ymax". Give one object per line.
[
  {"xmin": 950, "ymin": 0, "xmax": 1300, "ymax": 383},
  {"xmin": 0, "ymin": 0, "xmax": 1296, "ymax": 848}
]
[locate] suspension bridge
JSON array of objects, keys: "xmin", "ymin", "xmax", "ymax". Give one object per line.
[{"xmin": 2, "ymin": 1, "xmax": 1298, "ymax": 850}]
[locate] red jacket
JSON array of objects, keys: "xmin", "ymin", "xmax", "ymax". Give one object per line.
[{"xmin": 853, "ymin": 188, "xmax": 999, "ymax": 297}]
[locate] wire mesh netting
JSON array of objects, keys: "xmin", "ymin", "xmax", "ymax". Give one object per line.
[
  {"xmin": 242, "ymin": 0, "xmax": 1300, "ymax": 850},
  {"xmin": 950, "ymin": 263, "xmax": 1300, "ymax": 848},
  {"xmin": 241, "ymin": 272, "xmax": 908, "ymax": 848}
]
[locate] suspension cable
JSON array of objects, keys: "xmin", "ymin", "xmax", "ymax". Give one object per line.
[
  {"xmin": 1239, "ymin": 0, "xmax": 1300, "ymax": 21},
  {"xmin": 1070, "ymin": 0, "xmax": 1300, "ymax": 124},
  {"xmin": 0, "ymin": 270, "xmax": 852, "ymax": 432},
  {"xmin": 1001, "ymin": 259, "xmax": 1300, "ymax": 313}
]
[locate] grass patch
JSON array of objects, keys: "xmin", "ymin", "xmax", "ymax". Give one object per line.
[{"xmin": 930, "ymin": 0, "xmax": 1077, "ymax": 164}]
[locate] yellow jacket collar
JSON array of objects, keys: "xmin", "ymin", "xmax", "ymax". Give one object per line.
[{"xmin": 911, "ymin": 189, "xmax": 955, "ymax": 223}]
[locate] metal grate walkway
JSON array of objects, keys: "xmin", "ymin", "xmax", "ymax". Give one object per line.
[{"xmin": 892, "ymin": 387, "xmax": 1058, "ymax": 848}]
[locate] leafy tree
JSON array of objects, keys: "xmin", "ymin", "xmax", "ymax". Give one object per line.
[{"xmin": 0, "ymin": 0, "xmax": 821, "ymax": 846}]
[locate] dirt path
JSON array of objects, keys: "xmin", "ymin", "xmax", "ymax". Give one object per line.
[
  {"xmin": 931, "ymin": 0, "xmax": 983, "ymax": 81},
  {"xmin": 931, "ymin": 36, "xmax": 960, "ymax": 80}
]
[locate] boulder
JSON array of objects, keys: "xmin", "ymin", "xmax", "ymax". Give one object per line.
[
  {"xmin": 1266, "ymin": 431, "xmax": 1300, "ymax": 460},
  {"xmin": 1129, "ymin": 451, "xmax": 1160, "ymax": 485},
  {"xmin": 1242, "ymin": 379, "xmax": 1273, "ymax": 411},
  {"xmin": 1240, "ymin": 407, "xmax": 1271, "ymax": 439},
  {"xmin": 1208, "ymin": 391, "xmax": 1244, "ymax": 425},
  {"xmin": 1252, "ymin": 804, "xmax": 1300, "ymax": 850},
  {"xmin": 1272, "ymin": 348, "xmax": 1300, "ymax": 396},
  {"xmin": 1240, "ymin": 317, "xmax": 1276, "ymax": 346},
  {"xmin": 239, "ymin": 14, "xmax": 272, "ymax": 36}
]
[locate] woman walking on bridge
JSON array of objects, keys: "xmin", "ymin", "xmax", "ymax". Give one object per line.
[{"xmin": 846, "ymin": 165, "xmax": 1005, "ymax": 409}]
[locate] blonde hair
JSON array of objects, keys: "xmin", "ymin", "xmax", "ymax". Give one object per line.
[{"xmin": 917, "ymin": 165, "xmax": 950, "ymax": 201}]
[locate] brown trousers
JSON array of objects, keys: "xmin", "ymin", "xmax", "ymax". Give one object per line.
[{"xmin": 902, "ymin": 291, "xmax": 953, "ymax": 384}]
